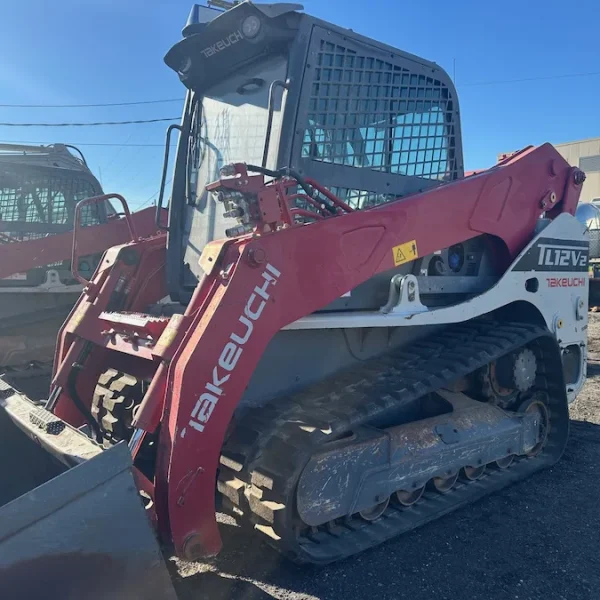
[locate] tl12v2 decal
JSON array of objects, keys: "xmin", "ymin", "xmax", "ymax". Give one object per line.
[{"xmin": 513, "ymin": 238, "xmax": 589, "ymax": 273}]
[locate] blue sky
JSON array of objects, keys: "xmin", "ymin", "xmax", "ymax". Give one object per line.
[{"xmin": 1, "ymin": 0, "xmax": 598, "ymax": 209}]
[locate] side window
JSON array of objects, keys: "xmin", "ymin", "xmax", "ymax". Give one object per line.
[
  {"xmin": 0, "ymin": 176, "xmax": 52, "ymax": 223},
  {"xmin": 301, "ymin": 40, "xmax": 458, "ymax": 208},
  {"xmin": 73, "ymin": 180, "xmax": 103, "ymax": 226},
  {"xmin": 391, "ymin": 108, "xmax": 448, "ymax": 177},
  {"xmin": 329, "ymin": 186, "xmax": 395, "ymax": 210},
  {"xmin": 0, "ymin": 172, "xmax": 101, "ymax": 230}
]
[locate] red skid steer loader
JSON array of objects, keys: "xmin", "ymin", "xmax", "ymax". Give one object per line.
[
  {"xmin": 0, "ymin": 143, "xmax": 159, "ymax": 379},
  {"xmin": 0, "ymin": 3, "xmax": 590, "ymax": 598}
]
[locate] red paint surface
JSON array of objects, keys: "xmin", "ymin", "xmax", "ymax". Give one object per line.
[{"xmin": 0, "ymin": 206, "xmax": 162, "ymax": 280}]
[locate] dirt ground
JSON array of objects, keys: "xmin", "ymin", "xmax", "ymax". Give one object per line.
[{"xmin": 171, "ymin": 315, "xmax": 600, "ymax": 600}]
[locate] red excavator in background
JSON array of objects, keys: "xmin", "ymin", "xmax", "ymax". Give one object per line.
[
  {"xmin": 0, "ymin": 143, "xmax": 159, "ymax": 378},
  {"xmin": 0, "ymin": 3, "xmax": 591, "ymax": 599}
]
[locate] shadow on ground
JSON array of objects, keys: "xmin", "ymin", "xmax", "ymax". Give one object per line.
[
  {"xmin": 5, "ymin": 375, "xmax": 50, "ymax": 402},
  {"xmin": 173, "ymin": 420, "xmax": 600, "ymax": 600}
]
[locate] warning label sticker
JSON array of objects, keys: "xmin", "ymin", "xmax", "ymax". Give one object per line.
[{"xmin": 392, "ymin": 240, "xmax": 418, "ymax": 266}]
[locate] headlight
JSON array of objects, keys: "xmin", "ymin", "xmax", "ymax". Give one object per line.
[
  {"xmin": 178, "ymin": 56, "xmax": 192, "ymax": 76},
  {"xmin": 242, "ymin": 15, "xmax": 261, "ymax": 39}
]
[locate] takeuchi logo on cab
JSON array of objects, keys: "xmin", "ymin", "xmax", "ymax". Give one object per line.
[{"xmin": 200, "ymin": 31, "xmax": 244, "ymax": 58}]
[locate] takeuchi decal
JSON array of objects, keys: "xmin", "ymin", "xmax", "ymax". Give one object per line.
[
  {"xmin": 182, "ymin": 263, "xmax": 281, "ymax": 437},
  {"xmin": 200, "ymin": 31, "xmax": 244, "ymax": 58},
  {"xmin": 546, "ymin": 277, "xmax": 586, "ymax": 288}
]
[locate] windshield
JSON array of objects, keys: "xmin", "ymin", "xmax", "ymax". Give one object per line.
[{"xmin": 181, "ymin": 55, "xmax": 288, "ymax": 286}]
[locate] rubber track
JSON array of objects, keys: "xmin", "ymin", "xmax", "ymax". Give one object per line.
[
  {"xmin": 218, "ymin": 320, "xmax": 570, "ymax": 564},
  {"xmin": 92, "ymin": 369, "xmax": 140, "ymax": 443}
]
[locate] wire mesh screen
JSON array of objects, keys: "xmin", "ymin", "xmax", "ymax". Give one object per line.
[
  {"xmin": 301, "ymin": 39, "xmax": 458, "ymax": 209},
  {"xmin": 329, "ymin": 186, "xmax": 396, "ymax": 209},
  {"xmin": 0, "ymin": 170, "xmax": 101, "ymax": 241}
]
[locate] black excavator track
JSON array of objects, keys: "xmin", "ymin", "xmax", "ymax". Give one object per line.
[{"xmin": 218, "ymin": 319, "xmax": 570, "ymax": 564}]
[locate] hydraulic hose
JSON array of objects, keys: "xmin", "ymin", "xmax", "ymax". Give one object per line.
[
  {"xmin": 66, "ymin": 343, "xmax": 103, "ymax": 442},
  {"xmin": 245, "ymin": 164, "xmax": 337, "ymax": 215}
]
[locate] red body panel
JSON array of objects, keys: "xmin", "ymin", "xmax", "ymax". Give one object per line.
[
  {"xmin": 0, "ymin": 206, "xmax": 161, "ymax": 280},
  {"xmin": 48, "ymin": 144, "xmax": 584, "ymax": 559}
]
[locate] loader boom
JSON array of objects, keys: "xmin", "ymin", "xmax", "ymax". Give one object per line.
[{"xmin": 0, "ymin": 206, "xmax": 157, "ymax": 281}]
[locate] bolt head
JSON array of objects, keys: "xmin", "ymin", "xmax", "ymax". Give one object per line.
[
  {"xmin": 247, "ymin": 246, "xmax": 266, "ymax": 266},
  {"xmin": 574, "ymin": 170, "xmax": 586, "ymax": 185},
  {"xmin": 182, "ymin": 534, "xmax": 206, "ymax": 561}
]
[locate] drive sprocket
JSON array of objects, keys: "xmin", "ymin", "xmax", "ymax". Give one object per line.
[{"xmin": 480, "ymin": 347, "xmax": 537, "ymax": 409}]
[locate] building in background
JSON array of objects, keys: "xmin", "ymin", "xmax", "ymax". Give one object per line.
[{"xmin": 499, "ymin": 137, "xmax": 600, "ymax": 204}]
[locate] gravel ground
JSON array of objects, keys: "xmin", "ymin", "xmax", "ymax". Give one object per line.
[{"xmin": 172, "ymin": 315, "xmax": 600, "ymax": 600}]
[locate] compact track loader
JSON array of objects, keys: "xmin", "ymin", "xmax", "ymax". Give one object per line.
[
  {"xmin": 0, "ymin": 143, "xmax": 159, "ymax": 377},
  {"xmin": 577, "ymin": 200, "xmax": 600, "ymax": 305},
  {"xmin": 0, "ymin": 3, "xmax": 590, "ymax": 597}
]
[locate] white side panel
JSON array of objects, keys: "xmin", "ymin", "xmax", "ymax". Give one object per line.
[{"xmin": 285, "ymin": 213, "xmax": 589, "ymax": 402}]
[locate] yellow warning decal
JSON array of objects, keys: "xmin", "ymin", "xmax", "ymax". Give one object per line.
[{"xmin": 392, "ymin": 240, "xmax": 419, "ymax": 266}]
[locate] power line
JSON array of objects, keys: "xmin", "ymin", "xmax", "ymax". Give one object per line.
[
  {"xmin": 0, "ymin": 139, "xmax": 172, "ymax": 147},
  {"xmin": 0, "ymin": 117, "xmax": 179, "ymax": 127},
  {"xmin": 462, "ymin": 71, "xmax": 600, "ymax": 87},
  {"xmin": 0, "ymin": 69, "xmax": 596, "ymax": 112},
  {"xmin": 138, "ymin": 178, "xmax": 173, "ymax": 209},
  {"xmin": 112, "ymin": 129, "xmax": 156, "ymax": 181},
  {"xmin": 0, "ymin": 98, "xmax": 183, "ymax": 108},
  {"xmin": 103, "ymin": 130, "xmax": 136, "ymax": 172}
]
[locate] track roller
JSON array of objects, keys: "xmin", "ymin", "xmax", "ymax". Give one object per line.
[
  {"xmin": 519, "ymin": 397, "xmax": 550, "ymax": 457},
  {"xmin": 494, "ymin": 455, "xmax": 515, "ymax": 469},
  {"xmin": 431, "ymin": 472, "xmax": 459, "ymax": 493},
  {"xmin": 394, "ymin": 487, "xmax": 425, "ymax": 507},
  {"xmin": 462, "ymin": 465, "xmax": 486, "ymax": 481},
  {"xmin": 359, "ymin": 497, "xmax": 390, "ymax": 521}
]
